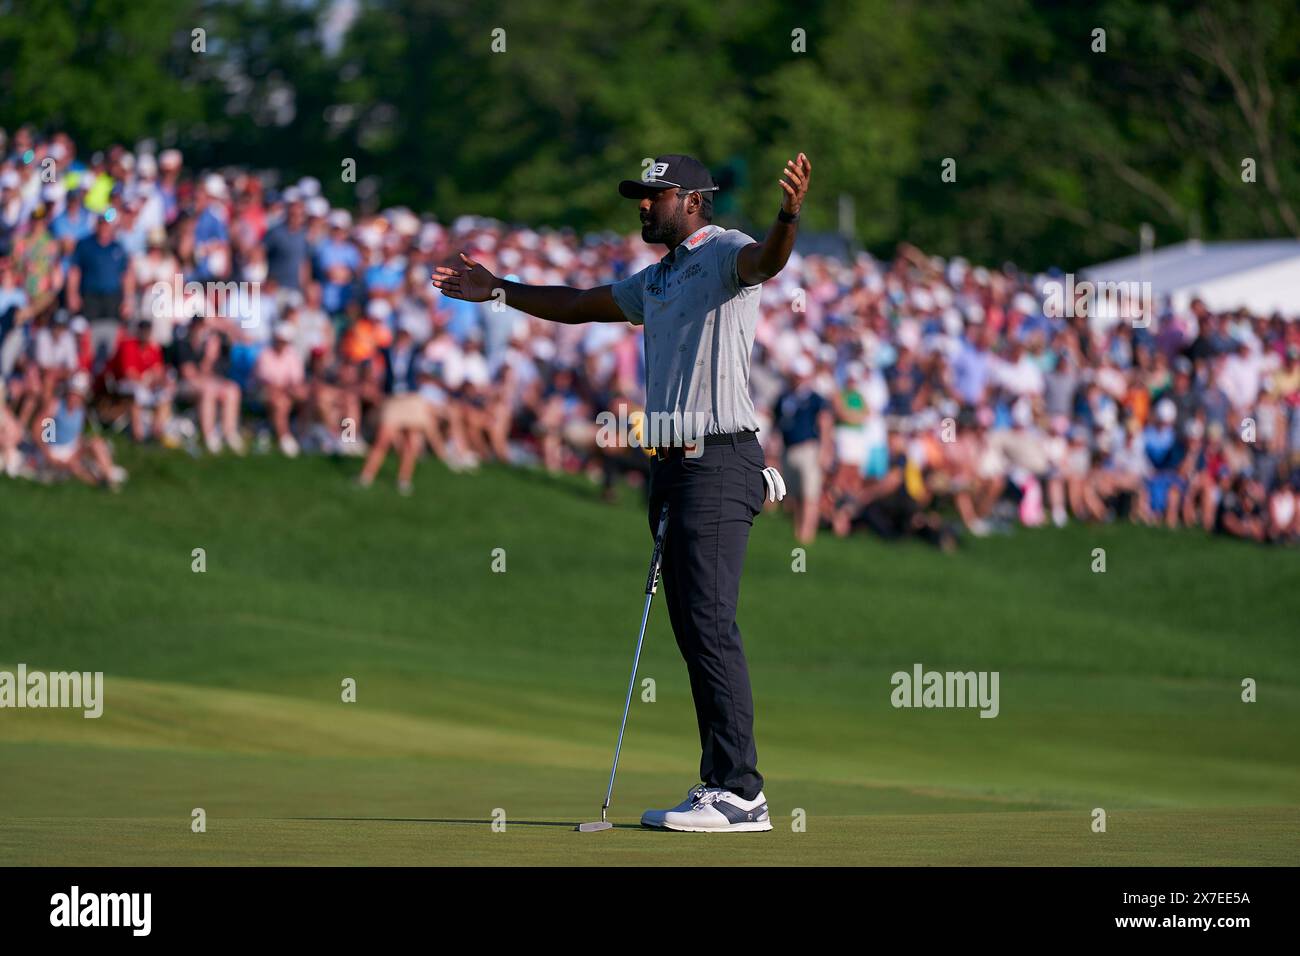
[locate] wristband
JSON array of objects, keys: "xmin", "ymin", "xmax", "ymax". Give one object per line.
[{"xmin": 777, "ymin": 208, "xmax": 799, "ymax": 224}]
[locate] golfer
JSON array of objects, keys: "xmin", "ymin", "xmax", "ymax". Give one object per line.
[{"xmin": 433, "ymin": 152, "xmax": 811, "ymax": 832}]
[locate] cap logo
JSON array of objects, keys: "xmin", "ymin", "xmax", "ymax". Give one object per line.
[{"xmin": 644, "ymin": 162, "xmax": 670, "ymax": 182}]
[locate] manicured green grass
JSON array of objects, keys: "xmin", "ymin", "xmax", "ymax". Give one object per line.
[{"xmin": 1, "ymin": 445, "xmax": 1298, "ymax": 865}]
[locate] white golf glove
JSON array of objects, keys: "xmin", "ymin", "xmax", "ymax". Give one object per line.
[{"xmin": 760, "ymin": 466, "xmax": 787, "ymax": 502}]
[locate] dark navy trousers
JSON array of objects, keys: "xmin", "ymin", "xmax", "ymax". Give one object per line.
[{"xmin": 647, "ymin": 433, "xmax": 766, "ymax": 800}]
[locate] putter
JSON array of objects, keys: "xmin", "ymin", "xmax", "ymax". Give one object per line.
[{"xmin": 577, "ymin": 501, "xmax": 670, "ymax": 833}]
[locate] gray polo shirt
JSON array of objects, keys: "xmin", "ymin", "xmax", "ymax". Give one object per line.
[{"xmin": 611, "ymin": 224, "xmax": 762, "ymax": 442}]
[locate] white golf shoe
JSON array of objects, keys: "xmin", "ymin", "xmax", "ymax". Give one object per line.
[
  {"xmin": 643, "ymin": 786, "xmax": 772, "ymax": 832},
  {"xmin": 641, "ymin": 784, "xmax": 708, "ymax": 828}
]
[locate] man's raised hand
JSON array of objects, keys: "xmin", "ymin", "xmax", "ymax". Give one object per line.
[
  {"xmin": 778, "ymin": 153, "xmax": 811, "ymax": 215},
  {"xmin": 431, "ymin": 253, "xmax": 498, "ymax": 303}
]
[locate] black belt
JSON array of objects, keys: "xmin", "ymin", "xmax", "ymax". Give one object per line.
[{"xmin": 651, "ymin": 430, "xmax": 757, "ymax": 458}]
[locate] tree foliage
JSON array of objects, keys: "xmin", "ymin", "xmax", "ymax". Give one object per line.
[{"xmin": 2, "ymin": 0, "xmax": 1297, "ymax": 270}]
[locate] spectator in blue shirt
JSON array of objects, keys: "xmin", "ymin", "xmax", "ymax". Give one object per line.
[
  {"xmin": 886, "ymin": 346, "xmax": 925, "ymax": 415},
  {"xmin": 263, "ymin": 190, "xmax": 310, "ymax": 293},
  {"xmin": 314, "ymin": 211, "xmax": 361, "ymax": 316},
  {"xmin": 775, "ymin": 355, "xmax": 835, "ymax": 543},
  {"xmin": 50, "ymin": 188, "xmax": 95, "ymax": 260},
  {"xmin": 365, "ymin": 245, "xmax": 406, "ymax": 295},
  {"xmin": 1143, "ymin": 398, "xmax": 1187, "ymax": 526},
  {"xmin": 193, "ymin": 175, "xmax": 231, "ymax": 280},
  {"xmin": 951, "ymin": 325, "xmax": 994, "ymax": 406},
  {"xmin": 67, "ymin": 214, "xmax": 134, "ymax": 366}
]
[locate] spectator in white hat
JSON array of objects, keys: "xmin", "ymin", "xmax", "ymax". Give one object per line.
[
  {"xmin": 156, "ymin": 149, "xmax": 183, "ymax": 224},
  {"xmin": 134, "ymin": 228, "xmax": 180, "ymax": 344},
  {"xmin": 315, "ymin": 210, "xmax": 361, "ymax": 316},
  {"xmin": 193, "ymin": 173, "xmax": 231, "ymax": 280},
  {"xmin": 31, "ymin": 371, "xmax": 128, "ymax": 490},
  {"xmin": 254, "ymin": 323, "xmax": 307, "ymax": 457}
]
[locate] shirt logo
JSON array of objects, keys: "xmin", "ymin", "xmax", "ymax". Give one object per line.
[{"xmin": 684, "ymin": 225, "xmax": 718, "ymax": 249}]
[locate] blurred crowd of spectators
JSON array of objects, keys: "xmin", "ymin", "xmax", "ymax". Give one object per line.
[{"xmin": 2, "ymin": 126, "xmax": 1298, "ymax": 546}]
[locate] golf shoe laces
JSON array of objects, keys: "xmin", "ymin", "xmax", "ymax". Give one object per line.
[{"xmin": 690, "ymin": 788, "xmax": 732, "ymax": 809}]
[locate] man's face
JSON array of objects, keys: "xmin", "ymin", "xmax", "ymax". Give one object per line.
[{"xmin": 637, "ymin": 188, "xmax": 690, "ymax": 245}]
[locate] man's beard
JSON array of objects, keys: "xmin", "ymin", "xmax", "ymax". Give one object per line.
[{"xmin": 641, "ymin": 203, "xmax": 684, "ymax": 245}]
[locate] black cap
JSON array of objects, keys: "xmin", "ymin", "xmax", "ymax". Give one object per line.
[{"xmin": 619, "ymin": 154, "xmax": 718, "ymax": 199}]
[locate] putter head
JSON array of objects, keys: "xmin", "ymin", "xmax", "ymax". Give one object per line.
[{"xmin": 576, "ymin": 821, "xmax": 613, "ymax": 832}]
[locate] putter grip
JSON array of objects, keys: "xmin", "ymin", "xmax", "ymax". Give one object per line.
[{"xmin": 645, "ymin": 503, "xmax": 669, "ymax": 595}]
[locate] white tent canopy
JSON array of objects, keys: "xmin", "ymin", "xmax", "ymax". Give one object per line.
[{"xmin": 1081, "ymin": 240, "xmax": 1300, "ymax": 319}]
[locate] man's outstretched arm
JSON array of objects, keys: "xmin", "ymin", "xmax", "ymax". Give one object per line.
[
  {"xmin": 735, "ymin": 152, "xmax": 811, "ymax": 286},
  {"xmin": 431, "ymin": 253, "xmax": 625, "ymax": 324}
]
